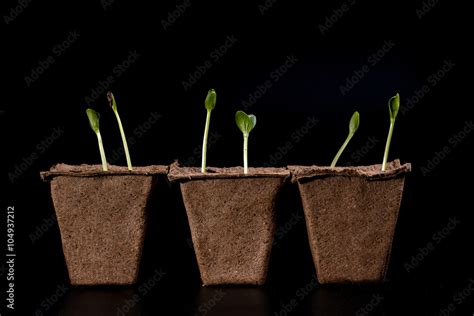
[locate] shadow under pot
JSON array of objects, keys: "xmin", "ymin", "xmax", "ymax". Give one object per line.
[
  {"xmin": 40, "ymin": 164, "xmax": 168, "ymax": 286},
  {"xmin": 289, "ymin": 160, "xmax": 411, "ymax": 284},
  {"xmin": 168, "ymin": 163, "xmax": 289, "ymax": 286}
]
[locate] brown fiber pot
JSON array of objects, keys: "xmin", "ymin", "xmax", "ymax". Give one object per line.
[
  {"xmin": 40, "ymin": 164, "xmax": 168, "ymax": 286},
  {"xmin": 289, "ymin": 160, "xmax": 411, "ymax": 284},
  {"xmin": 168, "ymin": 163, "xmax": 290, "ymax": 286}
]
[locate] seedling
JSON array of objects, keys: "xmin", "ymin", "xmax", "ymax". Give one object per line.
[
  {"xmin": 201, "ymin": 89, "xmax": 217, "ymax": 174},
  {"xmin": 331, "ymin": 111, "xmax": 360, "ymax": 167},
  {"xmin": 86, "ymin": 108, "xmax": 108, "ymax": 172},
  {"xmin": 108, "ymin": 92, "xmax": 133, "ymax": 171},
  {"xmin": 235, "ymin": 110, "xmax": 257, "ymax": 174},
  {"xmin": 382, "ymin": 93, "xmax": 400, "ymax": 171}
]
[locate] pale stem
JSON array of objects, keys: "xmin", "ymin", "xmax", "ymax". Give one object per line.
[
  {"xmin": 244, "ymin": 134, "xmax": 249, "ymax": 174},
  {"xmin": 201, "ymin": 111, "xmax": 211, "ymax": 174},
  {"xmin": 114, "ymin": 110, "xmax": 132, "ymax": 171},
  {"xmin": 96, "ymin": 131, "xmax": 108, "ymax": 172},
  {"xmin": 331, "ymin": 133, "xmax": 353, "ymax": 168},
  {"xmin": 382, "ymin": 120, "xmax": 395, "ymax": 171}
]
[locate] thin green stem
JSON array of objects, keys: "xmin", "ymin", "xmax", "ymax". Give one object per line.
[
  {"xmin": 201, "ymin": 110, "xmax": 211, "ymax": 173},
  {"xmin": 244, "ymin": 134, "xmax": 249, "ymax": 174},
  {"xmin": 382, "ymin": 120, "xmax": 395, "ymax": 171},
  {"xmin": 113, "ymin": 110, "xmax": 132, "ymax": 170},
  {"xmin": 96, "ymin": 131, "xmax": 108, "ymax": 172},
  {"xmin": 331, "ymin": 133, "xmax": 353, "ymax": 167}
]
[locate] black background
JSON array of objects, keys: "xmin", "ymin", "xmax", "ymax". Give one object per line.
[{"xmin": 1, "ymin": 0, "xmax": 472, "ymax": 315}]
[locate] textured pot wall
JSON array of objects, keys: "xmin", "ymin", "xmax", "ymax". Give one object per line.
[
  {"xmin": 291, "ymin": 161, "xmax": 411, "ymax": 284},
  {"xmin": 180, "ymin": 177, "xmax": 285, "ymax": 285},
  {"xmin": 50, "ymin": 175, "xmax": 154, "ymax": 285}
]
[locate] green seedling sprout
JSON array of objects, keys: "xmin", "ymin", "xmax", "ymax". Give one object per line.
[
  {"xmin": 331, "ymin": 111, "xmax": 360, "ymax": 167},
  {"xmin": 235, "ymin": 110, "xmax": 257, "ymax": 175},
  {"xmin": 382, "ymin": 93, "xmax": 400, "ymax": 171},
  {"xmin": 107, "ymin": 92, "xmax": 133, "ymax": 171},
  {"xmin": 201, "ymin": 89, "xmax": 217, "ymax": 174},
  {"xmin": 86, "ymin": 108, "xmax": 108, "ymax": 172}
]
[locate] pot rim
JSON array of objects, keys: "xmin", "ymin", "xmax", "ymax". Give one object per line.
[
  {"xmin": 168, "ymin": 162, "xmax": 290, "ymax": 182},
  {"xmin": 288, "ymin": 159, "xmax": 411, "ymax": 183},
  {"xmin": 40, "ymin": 163, "xmax": 169, "ymax": 181}
]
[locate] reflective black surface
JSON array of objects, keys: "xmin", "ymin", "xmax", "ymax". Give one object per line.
[
  {"xmin": 1, "ymin": 0, "xmax": 471, "ymax": 315},
  {"xmin": 24, "ymin": 280, "xmax": 474, "ymax": 315}
]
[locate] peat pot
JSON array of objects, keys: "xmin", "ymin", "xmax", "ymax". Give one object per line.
[
  {"xmin": 41, "ymin": 164, "xmax": 168, "ymax": 285},
  {"xmin": 289, "ymin": 160, "xmax": 411, "ymax": 284},
  {"xmin": 168, "ymin": 163, "xmax": 289, "ymax": 286}
]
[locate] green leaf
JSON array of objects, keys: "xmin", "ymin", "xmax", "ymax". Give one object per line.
[
  {"xmin": 235, "ymin": 110, "xmax": 257, "ymax": 135},
  {"xmin": 205, "ymin": 89, "xmax": 217, "ymax": 111},
  {"xmin": 388, "ymin": 93, "xmax": 400, "ymax": 121},
  {"xmin": 86, "ymin": 108, "xmax": 100, "ymax": 134},
  {"xmin": 349, "ymin": 111, "xmax": 360, "ymax": 136},
  {"xmin": 107, "ymin": 91, "xmax": 117, "ymax": 112}
]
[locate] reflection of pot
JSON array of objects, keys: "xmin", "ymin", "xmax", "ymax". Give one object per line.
[
  {"xmin": 194, "ymin": 288, "xmax": 270, "ymax": 316},
  {"xmin": 58, "ymin": 288, "xmax": 141, "ymax": 315},
  {"xmin": 309, "ymin": 287, "xmax": 386, "ymax": 315},
  {"xmin": 41, "ymin": 164, "xmax": 168, "ymax": 285},
  {"xmin": 169, "ymin": 164, "xmax": 289, "ymax": 285},
  {"xmin": 289, "ymin": 160, "xmax": 411, "ymax": 284}
]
